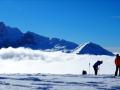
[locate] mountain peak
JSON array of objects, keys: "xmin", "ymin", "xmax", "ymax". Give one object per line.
[
  {"xmin": 0, "ymin": 22, "xmax": 6, "ymax": 32},
  {"xmin": 0, "ymin": 22, "xmax": 5, "ymax": 26},
  {"xmin": 0, "ymin": 22, "xmax": 78, "ymax": 51},
  {"xmin": 73, "ymin": 42, "xmax": 114, "ymax": 56},
  {"xmin": 72, "ymin": 42, "xmax": 92, "ymax": 53},
  {"xmin": 0, "ymin": 22, "xmax": 114, "ymax": 55}
]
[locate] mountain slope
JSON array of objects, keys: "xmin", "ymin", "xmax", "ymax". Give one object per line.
[
  {"xmin": 73, "ymin": 42, "xmax": 114, "ymax": 56},
  {"xmin": 0, "ymin": 22, "xmax": 78, "ymax": 51},
  {"xmin": 0, "ymin": 22, "xmax": 23, "ymax": 48},
  {"xmin": 0, "ymin": 22, "xmax": 114, "ymax": 55}
]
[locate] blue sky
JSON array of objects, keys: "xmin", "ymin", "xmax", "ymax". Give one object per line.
[{"xmin": 0, "ymin": 0, "xmax": 120, "ymax": 47}]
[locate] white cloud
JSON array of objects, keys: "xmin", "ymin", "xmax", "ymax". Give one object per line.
[
  {"xmin": 0, "ymin": 47, "xmax": 115, "ymax": 74},
  {"xmin": 106, "ymin": 47, "xmax": 120, "ymax": 54}
]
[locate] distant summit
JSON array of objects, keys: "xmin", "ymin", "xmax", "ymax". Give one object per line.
[
  {"xmin": 0, "ymin": 22, "xmax": 114, "ymax": 56},
  {"xmin": 0, "ymin": 22, "xmax": 78, "ymax": 52},
  {"xmin": 73, "ymin": 42, "xmax": 114, "ymax": 56}
]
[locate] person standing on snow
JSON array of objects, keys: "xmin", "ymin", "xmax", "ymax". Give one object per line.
[
  {"xmin": 115, "ymin": 54, "xmax": 120, "ymax": 76},
  {"xmin": 93, "ymin": 61, "xmax": 103, "ymax": 75}
]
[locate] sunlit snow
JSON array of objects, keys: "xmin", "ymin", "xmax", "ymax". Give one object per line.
[{"xmin": 0, "ymin": 47, "xmax": 115, "ymax": 74}]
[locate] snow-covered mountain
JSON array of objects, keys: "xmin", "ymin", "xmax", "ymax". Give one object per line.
[
  {"xmin": 73, "ymin": 42, "xmax": 114, "ymax": 56},
  {"xmin": 0, "ymin": 22, "xmax": 78, "ymax": 51},
  {"xmin": 0, "ymin": 22, "xmax": 23, "ymax": 48},
  {"xmin": 0, "ymin": 22, "xmax": 114, "ymax": 56}
]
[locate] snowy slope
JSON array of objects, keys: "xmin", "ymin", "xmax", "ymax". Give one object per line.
[
  {"xmin": 73, "ymin": 42, "xmax": 89, "ymax": 54},
  {"xmin": 73, "ymin": 42, "xmax": 114, "ymax": 56}
]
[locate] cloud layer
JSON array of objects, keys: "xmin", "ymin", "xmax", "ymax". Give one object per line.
[{"xmin": 0, "ymin": 47, "xmax": 115, "ymax": 74}]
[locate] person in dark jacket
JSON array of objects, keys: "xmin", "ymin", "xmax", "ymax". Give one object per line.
[
  {"xmin": 115, "ymin": 54, "xmax": 120, "ymax": 76},
  {"xmin": 93, "ymin": 61, "xmax": 103, "ymax": 75}
]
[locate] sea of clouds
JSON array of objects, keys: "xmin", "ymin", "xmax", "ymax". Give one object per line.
[{"xmin": 0, "ymin": 47, "xmax": 116, "ymax": 74}]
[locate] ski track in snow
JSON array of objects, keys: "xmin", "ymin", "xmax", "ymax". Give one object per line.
[{"xmin": 0, "ymin": 74, "xmax": 119, "ymax": 90}]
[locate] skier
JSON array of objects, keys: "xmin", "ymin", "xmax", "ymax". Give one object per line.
[
  {"xmin": 115, "ymin": 54, "xmax": 120, "ymax": 76},
  {"xmin": 93, "ymin": 60, "xmax": 103, "ymax": 75}
]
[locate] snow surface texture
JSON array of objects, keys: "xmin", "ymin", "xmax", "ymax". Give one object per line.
[
  {"xmin": 0, "ymin": 47, "xmax": 116, "ymax": 74},
  {"xmin": 0, "ymin": 74, "xmax": 119, "ymax": 90}
]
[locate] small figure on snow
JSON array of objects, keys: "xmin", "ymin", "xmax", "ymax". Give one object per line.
[
  {"xmin": 93, "ymin": 61, "xmax": 103, "ymax": 75},
  {"xmin": 115, "ymin": 54, "xmax": 120, "ymax": 76},
  {"xmin": 82, "ymin": 70, "xmax": 87, "ymax": 75}
]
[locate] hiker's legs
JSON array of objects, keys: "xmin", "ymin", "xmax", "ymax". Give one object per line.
[
  {"xmin": 115, "ymin": 66, "xmax": 119, "ymax": 76},
  {"xmin": 96, "ymin": 69, "xmax": 98, "ymax": 75},
  {"xmin": 119, "ymin": 67, "xmax": 120, "ymax": 76},
  {"xmin": 94, "ymin": 68, "xmax": 98, "ymax": 75}
]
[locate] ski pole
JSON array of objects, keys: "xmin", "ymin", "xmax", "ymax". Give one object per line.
[{"xmin": 89, "ymin": 62, "xmax": 90, "ymax": 74}]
